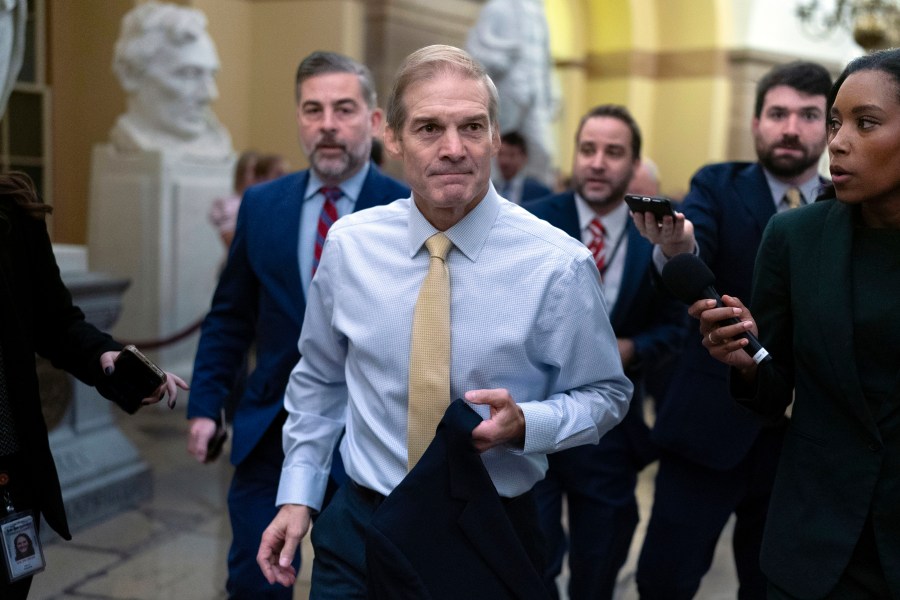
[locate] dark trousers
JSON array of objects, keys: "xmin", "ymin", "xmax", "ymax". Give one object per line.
[
  {"xmin": 225, "ymin": 414, "xmax": 344, "ymax": 600},
  {"xmin": 766, "ymin": 512, "xmax": 891, "ymax": 600},
  {"xmin": 310, "ymin": 480, "xmax": 544, "ymax": 600},
  {"xmin": 534, "ymin": 424, "xmax": 639, "ymax": 600},
  {"xmin": 226, "ymin": 418, "xmax": 295, "ymax": 600},
  {"xmin": 636, "ymin": 425, "xmax": 783, "ymax": 600}
]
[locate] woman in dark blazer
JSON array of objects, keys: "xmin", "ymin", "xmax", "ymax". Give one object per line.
[
  {"xmin": 693, "ymin": 48, "xmax": 900, "ymax": 599},
  {"xmin": 0, "ymin": 172, "xmax": 187, "ymax": 599}
]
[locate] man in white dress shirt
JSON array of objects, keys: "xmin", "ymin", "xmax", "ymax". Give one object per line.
[{"xmin": 257, "ymin": 44, "xmax": 631, "ymax": 599}]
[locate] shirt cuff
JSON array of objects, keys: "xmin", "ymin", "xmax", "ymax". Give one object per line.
[
  {"xmin": 518, "ymin": 401, "xmax": 558, "ymax": 455},
  {"xmin": 275, "ymin": 465, "xmax": 331, "ymax": 512}
]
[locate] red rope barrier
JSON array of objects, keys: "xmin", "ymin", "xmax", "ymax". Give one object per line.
[{"xmin": 119, "ymin": 315, "xmax": 205, "ymax": 350}]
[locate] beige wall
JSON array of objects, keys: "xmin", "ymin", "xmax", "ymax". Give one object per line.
[
  {"xmin": 49, "ymin": 0, "xmax": 133, "ymax": 244},
  {"xmin": 545, "ymin": 0, "xmax": 733, "ymax": 197},
  {"xmin": 47, "ymin": 0, "xmax": 832, "ymax": 243}
]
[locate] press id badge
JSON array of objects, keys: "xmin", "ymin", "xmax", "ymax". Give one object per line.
[{"xmin": 1, "ymin": 511, "xmax": 45, "ymax": 582}]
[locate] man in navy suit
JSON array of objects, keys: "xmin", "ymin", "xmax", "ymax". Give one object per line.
[
  {"xmin": 495, "ymin": 131, "xmax": 553, "ymax": 204},
  {"xmin": 525, "ymin": 105, "xmax": 685, "ymax": 600},
  {"xmin": 633, "ymin": 61, "xmax": 832, "ymax": 599},
  {"xmin": 186, "ymin": 51, "xmax": 408, "ymax": 600}
]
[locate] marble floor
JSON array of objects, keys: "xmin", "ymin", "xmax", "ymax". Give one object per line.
[{"xmin": 29, "ymin": 403, "xmax": 738, "ymax": 600}]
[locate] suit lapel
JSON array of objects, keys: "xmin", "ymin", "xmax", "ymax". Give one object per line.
[
  {"xmin": 444, "ymin": 403, "xmax": 546, "ymax": 599},
  {"xmin": 735, "ymin": 165, "xmax": 776, "ymax": 235},
  {"xmin": 275, "ymin": 171, "xmax": 308, "ymax": 313},
  {"xmin": 356, "ymin": 165, "xmax": 396, "ymax": 211},
  {"xmin": 610, "ymin": 222, "xmax": 647, "ymax": 326},
  {"xmin": 550, "ymin": 193, "xmax": 581, "ymax": 239},
  {"xmin": 815, "ymin": 201, "xmax": 877, "ymax": 431}
]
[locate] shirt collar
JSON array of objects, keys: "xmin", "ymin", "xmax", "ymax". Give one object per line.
[
  {"xmin": 408, "ymin": 182, "xmax": 501, "ymax": 262},
  {"xmin": 762, "ymin": 167, "xmax": 823, "ymax": 207},
  {"xmin": 304, "ymin": 161, "xmax": 372, "ymax": 202},
  {"xmin": 573, "ymin": 193, "xmax": 630, "ymax": 238}
]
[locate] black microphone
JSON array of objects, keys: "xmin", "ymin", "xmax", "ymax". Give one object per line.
[{"xmin": 661, "ymin": 253, "xmax": 772, "ymax": 365}]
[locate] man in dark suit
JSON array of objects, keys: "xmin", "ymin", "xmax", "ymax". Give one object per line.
[
  {"xmin": 525, "ymin": 105, "xmax": 685, "ymax": 600},
  {"xmin": 632, "ymin": 61, "xmax": 833, "ymax": 599},
  {"xmin": 495, "ymin": 131, "xmax": 553, "ymax": 204},
  {"xmin": 186, "ymin": 51, "xmax": 408, "ymax": 600}
]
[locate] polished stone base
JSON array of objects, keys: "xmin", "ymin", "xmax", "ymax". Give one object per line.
[{"xmin": 49, "ymin": 425, "xmax": 152, "ymax": 537}]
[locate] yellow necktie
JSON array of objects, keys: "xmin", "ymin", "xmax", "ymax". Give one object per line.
[
  {"xmin": 784, "ymin": 187, "xmax": 803, "ymax": 210},
  {"xmin": 407, "ymin": 232, "xmax": 453, "ymax": 470}
]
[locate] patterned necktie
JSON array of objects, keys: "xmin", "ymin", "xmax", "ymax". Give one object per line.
[
  {"xmin": 312, "ymin": 186, "xmax": 341, "ymax": 276},
  {"xmin": 784, "ymin": 187, "xmax": 803, "ymax": 210},
  {"xmin": 407, "ymin": 232, "xmax": 453, "ymax": 471},
  {"xmin": 0, "ymin": 343, "xmax": 20, "ymax": 455},
  {"xmin": 587, "ymin": 217, "xmax": 606, "ymax": 273}
]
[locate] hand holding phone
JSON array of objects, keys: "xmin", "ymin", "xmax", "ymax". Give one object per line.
[
  {"xmin": 625, "ymin": 194, "xmax": 676, "ymax": 222},
  {"xmin": 100, "ymin": 345, "xmax": 167, "ymax": 413}
]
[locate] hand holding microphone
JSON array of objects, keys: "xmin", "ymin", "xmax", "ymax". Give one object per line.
[{"xmin": 661, "ymin": 253, "xmax": 772, "ymax": 366}]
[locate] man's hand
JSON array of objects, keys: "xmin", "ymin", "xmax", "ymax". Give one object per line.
[
  {"xmin": 257, "ymin": 504, "xmax": 311, "ymax": 587},
  {"xmin": 691, "ymin": 294, "xmax": 759, "ymax": 380},
  {"xmin": 466, "ymin": 389, "xmax": 526, "ymax": 452},
  {"xmin": 187, "ymin": 417, "xmax": 218, "ymax": 463},
  {"xmin": 631, "ymin": 211, "xmax": 696, "ymax": 258}
]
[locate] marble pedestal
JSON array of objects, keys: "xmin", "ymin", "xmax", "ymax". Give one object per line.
[
  {"xmin": 44, "ymin": 245, "xmax": 151, "ymax": 535},
  {"xmin": 87, "ymin": 145, "xmax": 233, "ymax": 376}
]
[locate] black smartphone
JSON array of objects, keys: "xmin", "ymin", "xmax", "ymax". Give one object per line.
[
  {"xmin": 205, "ymin": 411, "xmax": 229, "ymax": 464},
  {"xmin": 625, "ymin": 194, "xmax": 676, "ymax": 222},
  {"xmin": 111, "ymin": 345, "xmax": 167, "ymax": 401}
]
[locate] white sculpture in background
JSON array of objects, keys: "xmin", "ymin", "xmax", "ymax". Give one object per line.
[
  {"xmin": 467, "ymin": 0, "xmax": 558, "ymax": 185},
  {"xmin": 0, "ymin": 0, "xmax": 25, "ymax": 116},
  {"xmin": 110, "ymin": 1, "xmax": 232, "ymax": 161}
]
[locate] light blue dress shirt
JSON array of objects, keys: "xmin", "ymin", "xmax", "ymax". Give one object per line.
[
  {"xmin": 299, "ymin": 162, "xmax": 370, "ymax": 296},
  {"xmin": 277, "ymin": 186, "xmax": 633, "ymax": 510}
]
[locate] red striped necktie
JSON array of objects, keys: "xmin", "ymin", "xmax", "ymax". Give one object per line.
[
  {"xmin": 312, "ymin": 186, "xmax": 341, "ymax": 276},
  {"xmin": 587, "ymin": 217, "xmax": 606, "ymax": 273}
]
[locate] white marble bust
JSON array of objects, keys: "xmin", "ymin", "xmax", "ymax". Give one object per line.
[
  {"xmin": 0, "ymin": 0, "xmax": 25, "ymax": 116},
  {"xmin": 110, "ymin": 2, "xmax": 232, "ymax": 161},
  {"xmin": 467, "ymin": 0, "xmax": 557, "ymax": 184}
]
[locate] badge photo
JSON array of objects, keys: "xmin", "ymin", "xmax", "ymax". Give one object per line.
[{"xmin": 1, "ymin": 512, "xmax": 46, "ymax": 582}]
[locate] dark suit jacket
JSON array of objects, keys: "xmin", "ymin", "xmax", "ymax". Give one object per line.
[
  {"xmin": 520, "ymin": 177, "xmax": 553, "ymax": 203},
  {"xmin": 732, "ymin": 199, "xmax": 900, "ymax": 597},
  {"xmin": 651, "ymin": 162, "xmax": 782, "ymax": 470},
  {"xmin": 0, "ymin": 200, "xmax": 123, "ymax": 540},
  {"xmin": 188, "ymin": 165, "xmax": 408, "ymax": 465},
  {"xmin": 366, "ymin": 400, "xmax": 549, "ymax": 600},
  {"xmin": 524, "ymin": 192, "xmax": 685, "ymax": 465}
]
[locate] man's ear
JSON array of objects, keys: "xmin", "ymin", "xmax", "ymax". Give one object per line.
[
  {"xmin": 383, "ymin": 126, "xmax": 402, "ymax": 159},
  {"xmin": 370, "ymin": 107, "xmax": 384, "ymax": 135}
]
